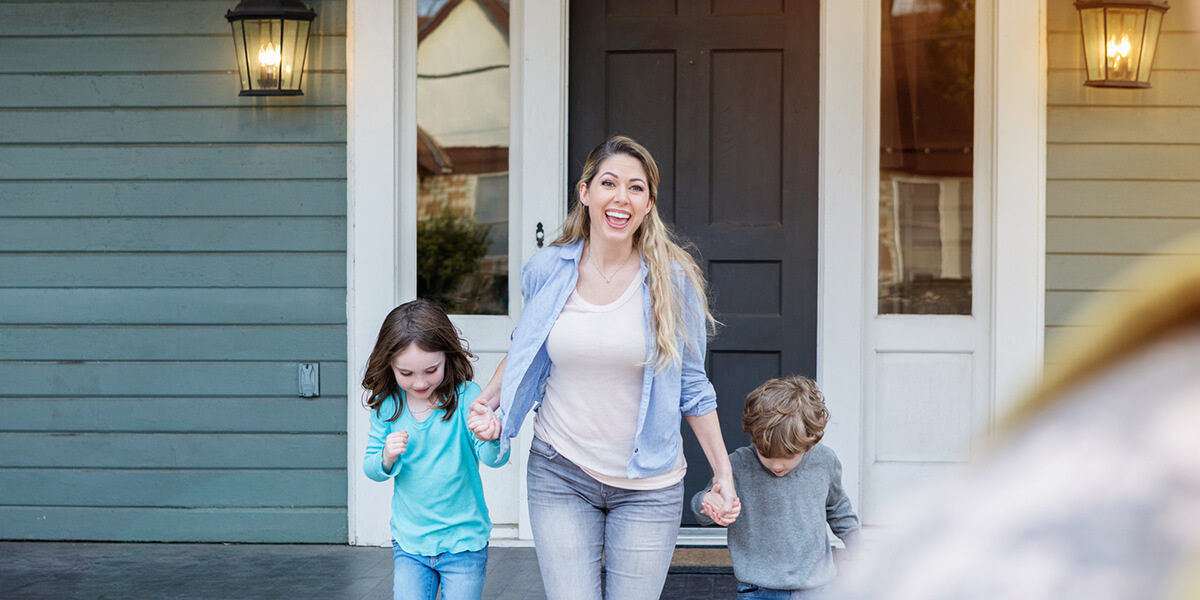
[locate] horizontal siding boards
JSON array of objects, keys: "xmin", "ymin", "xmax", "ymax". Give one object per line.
[
  {"xmin": 0, "ymin": 433, "xmax": 345, "ymax": 469},
  {"xmin": 0, "ymin": 253, "xmax": 345, "ymax": 287},
  {"xmin": 0, "ymin": 72, "xmax": 347, "ymax": 108},
  {"xmin": 0, "ymin": 218, "xmax": 345, "ymax": 252},
  {"xmin": 0, "ymin": 145, "xmax": 346, "ymax": 180},
  {"xmin": 1045, "ymin": 326, "xmax": 1090, "ymax": 357},
  {"xmin": 1048, "ymin": 144, "xmax": 1200, "ymax": 181},
  {"xmin": 1048, "ymin": 107, "xmax": 1200, "ymax": 144},
  {"xmin": 0, "ymin": 506, "xmax": 348, "ymax": 543},
  {"xmin": 0, "ymin": 326, "xmax": 346, "ymax": 361},
  {"xmin": 0, "ymin": 362, "xmax": 348, "ymax": 397},
  {"xmin": 1047, "ymin": 254, "xmax": 1200, "ymax": 290},
  {"xmin": 0, "ymin": 35, "xmax": 345, "ymax": 74},
  {"xmin": 0, "ymin": 397, "xmax": 347, "ymax": 433},
  {"xmin": 1048, "ymin": 70, "xmax": 1200, "ymax": 107},
  {"xmin": 0, "ymin": 1, "xmax": 348, "ymax": 542},
  {"xmin": 0, "ymin": 181, "xmax": 347, "ymax": 217},
  {"xmin": 0, "ymin": 0, "xmax": 347, "ymax": 36},
  {"xmin": 0, "ymin": 469, "xmax": 345, "ymax": 508},
  {"xmin": 1048, "ymin": 181, "xmax": 1200, "ymax": 217},
  {"xmin": 0, "ymin": 289, "xmax": 345, "ymax": 324},
  {"xmin": 1045, "ymin": 290, "xmax": 1141, "ymax": 326},
  {"xmin": 0, "ymin": 108, "xmax": 347, "ymax": 144},
  {"xmin": 1047, "ymin": 218, "xmax": 1200, "ymax": 254}
]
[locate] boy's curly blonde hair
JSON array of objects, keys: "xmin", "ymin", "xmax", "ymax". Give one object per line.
[{"xmin": 742, "ymin": 376, "xmax": 829, "ymax": 458}]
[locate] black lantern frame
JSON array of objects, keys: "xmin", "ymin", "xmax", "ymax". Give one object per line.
[
  {"xmin": 226, "ymin": 0, "xmax": 317, "ymax": 96},
  {"xmin": 1074, "ymin": 0, "xmax": 1169, "ymax": 89}
]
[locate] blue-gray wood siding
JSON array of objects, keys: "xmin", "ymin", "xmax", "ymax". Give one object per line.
[{"xmin": 0, "ymin": 0, "xmax": 348, "ymax": 542}]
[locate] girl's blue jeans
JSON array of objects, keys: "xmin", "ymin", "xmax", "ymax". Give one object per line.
[
  {"xmin": 391, "ymin": 540, "xmax": 487, "ymax": 600},
  {"xmin": 526, "ymin": 436, "xmax": 683, "ymax": 600}
]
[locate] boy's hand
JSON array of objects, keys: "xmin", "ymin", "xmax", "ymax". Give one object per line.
[
  {"xmin": 382, "ymin": 430, "xmax": 409, "ymax": 468},
  {"xmin": 466, "ymin": 399, "xmax": 501, "ymax": 441},
  {"xmin": 701, "ymin": 481, "xmax": 741, "ymax": 526}
]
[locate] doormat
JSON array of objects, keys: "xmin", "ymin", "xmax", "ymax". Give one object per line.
[{"xmin": 668, "ymin": 546, "xmax": 733, "ymax": 575}]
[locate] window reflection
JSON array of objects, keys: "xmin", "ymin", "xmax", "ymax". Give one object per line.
[
  {"xmin": 879, "ymin": 0, "xmax": 974, "ymax": 315},
  {"xmin": 416, "ymin": 0, "xmax": 511, "ymax": 315}
]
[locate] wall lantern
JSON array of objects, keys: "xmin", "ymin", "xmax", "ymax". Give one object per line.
[
  {"xmin": 1075, "ymin": 0, "xmax": 1169, "ymax": 88},
  {"xmin": 226, "ymin": 0, "xmax": 317, "ymax": 96}
]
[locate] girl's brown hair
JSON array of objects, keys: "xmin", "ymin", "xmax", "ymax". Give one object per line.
[
  {"xmin": 553, "ymin": 135, "xmax": 717, "ymax": 370},
  {"xmin": 742, "ymin": 376, "xmax": 829, "ymax": 458},
  {"xmin": 361, "ymin": 299, "xmax": 475, "ymax": 422}
]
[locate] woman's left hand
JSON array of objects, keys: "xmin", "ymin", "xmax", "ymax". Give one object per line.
[{"xmin": 712, "ymin": 476, "xmax": 741, "ymax": 525}]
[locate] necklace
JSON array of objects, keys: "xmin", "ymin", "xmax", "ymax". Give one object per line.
[{"xmin": 589, "ymin": 248, "xmax": 635, "ymax": 284}]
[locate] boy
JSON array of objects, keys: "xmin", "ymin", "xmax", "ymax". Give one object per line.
[{"xmin": 692, "ymin": 376, "xmax": 860, "ymax": 599}]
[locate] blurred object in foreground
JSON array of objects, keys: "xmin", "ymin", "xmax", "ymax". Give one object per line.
[{"xmin": 834, "ymin": 235, "xmax": 1200, "ymax": 600}]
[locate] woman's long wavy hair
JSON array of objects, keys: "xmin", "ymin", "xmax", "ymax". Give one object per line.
[
  {"xmin": 361, "ymin": 299, "xmax": 475, "ymax": 422},
  {"xmin": 552, "ymin": 135, "xmax": 717, "ymax": 369}
]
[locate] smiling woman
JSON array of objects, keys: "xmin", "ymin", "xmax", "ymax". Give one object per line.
[{"xmin": 464, "ymin": 135, "xmax": 742, "ymax": 600}]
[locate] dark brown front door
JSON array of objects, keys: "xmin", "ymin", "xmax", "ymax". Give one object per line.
[{"xmin": 569, "ymin": 0, "xmax": 819, "ymax": 524}]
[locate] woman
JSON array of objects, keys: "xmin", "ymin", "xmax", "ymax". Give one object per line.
[{"xmin": 471, "ymin": 135, "xmax": 741, "ymax": 599}]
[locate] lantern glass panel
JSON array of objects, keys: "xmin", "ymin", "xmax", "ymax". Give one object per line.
[
  {"xmin": 1138, "ymin": 10, "xmax": 1163, "ymax": 82},
  {"xmin": 280, "ymin": 19, "xmax": 310, "ymax": 90},
  {"xmin": 241, "ymin": 19, "xmax": 285, "ymax": 91},
  {"xmin": 1079, "ymin": 8, "xmax": 1107, "ymax": 82},
  {"xmin": 231, "ymin": 20, "xmax": 251, "ymax": 91},
  {"xmin": 1104, "ymin": 8, "xmax": 1147, "ymax": 83}
]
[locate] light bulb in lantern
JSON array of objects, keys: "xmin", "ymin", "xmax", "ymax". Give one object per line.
[
  {"xmin": 257, "ymin": 43, "xmax": 282, "ymax": 88},
  {"xmin": 258, "ymin": 43, "xmax": 281, "ymax": 68},
  {"xmin": 1107, "ymin": 33, "xmax": 1132, "ymax": 77}
]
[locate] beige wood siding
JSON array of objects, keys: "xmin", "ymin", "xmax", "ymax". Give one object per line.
[{"xmin": 1046, "ymin": 0, "xmax": 1200, "ymax": 360}]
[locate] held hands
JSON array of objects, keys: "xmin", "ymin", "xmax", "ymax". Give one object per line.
[
  {"xmin": 699, "ymin": 479, "xmax": 742, "ymax": 526},
  {"xmin": 382, "ymin": 430, "xmax": 409, "ymax": 469},
  {"xmin": 466, "ymin": 399, "xmax": 502, "ymax": 442}
]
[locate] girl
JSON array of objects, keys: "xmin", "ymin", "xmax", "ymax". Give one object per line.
[{"xmin": 361, "ymin": 299, "xmax": 507, "ymax": 600}]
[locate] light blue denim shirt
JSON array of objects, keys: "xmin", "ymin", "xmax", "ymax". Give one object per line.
[{"xmin": 497, "ymin": 239, "xmax": 718, "ymax": 478}]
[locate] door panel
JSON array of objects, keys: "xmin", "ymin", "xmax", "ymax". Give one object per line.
[{"xmin": 570, "ymin": 0, "xmax": 819, "ymax": 525}]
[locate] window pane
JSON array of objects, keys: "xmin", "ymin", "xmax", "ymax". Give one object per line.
[
  {"xmin": 879, "ymin": 0, "xmax": 974, "ymax": 315},
  {"xmin": 416, "ymin": 0, "xmax": 511, "ymax": 315}
]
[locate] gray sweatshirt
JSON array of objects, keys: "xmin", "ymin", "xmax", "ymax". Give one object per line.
[{"xmin": 691, "ymin": 444, "xmax": 861, "ymax": 591}]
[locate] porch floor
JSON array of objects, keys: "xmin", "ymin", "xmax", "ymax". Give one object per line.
[{"xmin": 0, "ymin": 541, "xmax": 738, "ymax": 599}]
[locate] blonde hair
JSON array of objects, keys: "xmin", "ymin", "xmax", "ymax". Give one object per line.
[
  {"xmin": 552, "ymin": 135, "xmax": 716, "ymax": 369},
  {"xmin": 742, "ymin": 376, "xmax": 828, "ymax": 458}
]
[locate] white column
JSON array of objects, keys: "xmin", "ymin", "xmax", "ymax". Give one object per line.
[
  {"xmin": 817, "ymin": 0, "xmax": 869, "ymax": 511},
  {"xmin": 991, "ymin": 0, "xmax": 1047, "ymax": 420}
]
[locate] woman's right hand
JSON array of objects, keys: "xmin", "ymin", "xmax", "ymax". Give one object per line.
[{"xmin": 382, "ymin": 430, "xmax": 409, "ymax": 469}]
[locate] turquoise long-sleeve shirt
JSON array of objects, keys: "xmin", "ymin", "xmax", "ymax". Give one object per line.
[{"xmin": 363, "ymin": 381, "xmax": 509, "ymax": 556}]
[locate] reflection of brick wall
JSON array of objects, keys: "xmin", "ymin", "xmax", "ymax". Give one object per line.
[{"xmin": 418, "ymin": 174, "xmax": 478, "ymax": 217}]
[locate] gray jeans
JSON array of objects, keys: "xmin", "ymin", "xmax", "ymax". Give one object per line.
[{"xmin": 526, "ymin": 436, "xmax": 684, "ymax": 600}]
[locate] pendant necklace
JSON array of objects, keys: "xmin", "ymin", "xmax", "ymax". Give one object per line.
[{"xmin": 590, "ymin": 247, "xmax": 635, "ymax": 284}]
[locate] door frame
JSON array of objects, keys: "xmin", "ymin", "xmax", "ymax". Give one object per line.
[{"xmin": 345, "ymin": 0, "xmax": 1045, "ymax": 544}]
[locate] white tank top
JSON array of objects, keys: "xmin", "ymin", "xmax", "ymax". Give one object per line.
[{"xmin": 535, "ymin": 276, "xmax": 686, "ymax": 490}]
